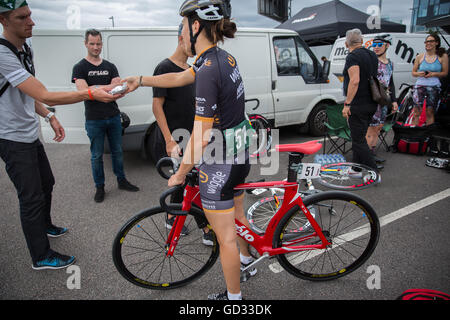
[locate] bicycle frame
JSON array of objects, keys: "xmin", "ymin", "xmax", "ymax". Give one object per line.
[{"xmin": 165, "ymin": 180, "xmax": 332, "ymax": 258}]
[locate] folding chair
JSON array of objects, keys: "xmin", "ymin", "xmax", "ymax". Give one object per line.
[
  {"xmin": 377, "ymin": 112, "xmax": 399, "ymax": 152},
  {"xmin": 322, "ymin": 104, "xmax": 352, "ymax": 155}
]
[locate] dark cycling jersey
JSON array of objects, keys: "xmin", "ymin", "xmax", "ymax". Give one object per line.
[
  {"xmin": 190, "ymin": 45, "xmax": 250, "ymax": 213},
  {"xmin": 190, "ymin": 45, "xmax": 246, "ymax": 131}
]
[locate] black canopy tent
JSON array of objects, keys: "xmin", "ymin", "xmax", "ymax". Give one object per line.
[
  {"xmin": 277, "ymin": 0, "xmax": 406, "ymax": 46},
  {"xmin": 423, "ymin": 14, "xmax": 450, "ymax": 34}
]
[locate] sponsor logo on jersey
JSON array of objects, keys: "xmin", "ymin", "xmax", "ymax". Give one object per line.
[
  {"xmin": 199, "ymin": 170, "xmax": 208, "ymax": 183},
  {"xmin": 207, "ymin": 171, "xmax": 227, "ymax": 195},
  {"xmin": 88, "ymin": 70, "xmax": 109, "ymax": 76},
  {"xmin": 227, "ymin": 55, "xmax": 236, "ymax": 67},
  {"xmin": 230, "ymin": 67, "xmax": 241, "ymax": 83}
]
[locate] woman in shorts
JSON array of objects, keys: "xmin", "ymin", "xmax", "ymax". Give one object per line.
[
  {"xmin": 124, "ymin": 0, "xmax": 254, "ymax": 300},
  {"xmin": 366, "ymin": 34, "xmax": 398, "ymax": 164},
  {"xmin": 412, "ymin": 33, "xmax": 448, "ymax": 126}
]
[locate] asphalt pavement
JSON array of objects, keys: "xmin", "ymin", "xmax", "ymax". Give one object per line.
[{"xmin": 1, "ymin": 126, "xmax": 449, "ymax": 302}]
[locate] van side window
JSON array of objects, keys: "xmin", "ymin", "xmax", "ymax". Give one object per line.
[
  {"xmin": 273, "ymin": 37, "xmax": 300, "ymax": 76},
  {"xmin": 273, "ymin": 37, "xmax": 317, "ymax": 81},
  {"xmin": 295, "ymin": 37, "xmax": 316, "ymax": 81}
]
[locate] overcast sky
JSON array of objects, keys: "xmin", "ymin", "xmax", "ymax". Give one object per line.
[{"xmin": 23, "ymin": 0, "xmax": 414, "ymax": 31}]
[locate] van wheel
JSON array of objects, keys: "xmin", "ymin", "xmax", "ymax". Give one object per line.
[{"xmin": 308, "ymin": 103, "xmax": 328, "ymax": 136}]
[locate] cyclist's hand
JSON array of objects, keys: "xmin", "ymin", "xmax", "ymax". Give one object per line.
[
  {"xmin": 166, "ymin": 140, "xmax": 182, "ymax": 158},
  {"xmin": 168, "ymin": 173, "xmax": 185, "ymax": 187},
  {"xmin": 122, "ymin": 76, "xmax": 140, "ymax": 93}
]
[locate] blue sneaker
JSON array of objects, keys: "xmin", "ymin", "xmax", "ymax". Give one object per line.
[
  {"xmin": 46, "ymin": 225, "xmax": 68, "ymax": 238},
  {"xmin": 32, "ymin": 251, "xmax": 76, "ymax": 270}
]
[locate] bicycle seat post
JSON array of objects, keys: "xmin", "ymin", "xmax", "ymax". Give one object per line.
[{"xmin": 287, "ymin": 152, "xmax": 304, "ymax": 182}]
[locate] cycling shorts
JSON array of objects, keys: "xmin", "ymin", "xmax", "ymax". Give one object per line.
[
  {"xmin": 413, "ymin": 85, "xmax": 441, "ymax": 110},
  {"xmin": 199, "ymin": 163, "xmax": 250, "ymax": 213}
]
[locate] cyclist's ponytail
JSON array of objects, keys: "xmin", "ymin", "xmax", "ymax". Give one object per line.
[
  {"xmin": 212, "ymin": 18, "xmax": 237, "ymax": 43},
  {"xmin": 190, "ymin": 13, "xmax": 236, "ymax": 44}
]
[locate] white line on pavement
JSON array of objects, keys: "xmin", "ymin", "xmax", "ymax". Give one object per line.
[{"xmin": 268, "ymin": 188, "xmax": 450, "ymax": 274}]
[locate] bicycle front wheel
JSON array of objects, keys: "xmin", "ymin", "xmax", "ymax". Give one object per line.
[
  {"xmin": 316, "ymin": 162, "xmax": 381, "ymax": 190},
  {"xmin": 112, "ymin": 205, "xmax": 219, "ymax": 290},
  {"xmin": 273, "ymin": 191, "xmax": 380, "ymax": 281}
]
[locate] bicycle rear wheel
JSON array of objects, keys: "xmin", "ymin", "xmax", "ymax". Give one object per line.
[
  {"xmin": 112, "ymin": 205, "xmax": 219, "ymax": 290},
  {"xmin": 249, "ymin": 114, "xmax": 272, "ymax": 158},
  {"xmin": 273, "ymin": 191, "xmax": 380, "ymax": 281},
  {"xmin": 316, "ymin": 162, "xmax": 380, "ymax": 190}
]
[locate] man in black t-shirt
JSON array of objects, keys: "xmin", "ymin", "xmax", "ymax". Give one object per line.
[
  {"xmin": 151, "ymin": 23, "xmax": 195, "ymax": 163},
  {"xmin": 342, "ymin": 29, "xmax": 379, "ymax": 171},
  {"xmin": 151, "ymin": 24, "xmax": 205, "ymax": 240},
  {"xmin": 72, "ymin": 29, "xmax": 139, "ymax": 203}
]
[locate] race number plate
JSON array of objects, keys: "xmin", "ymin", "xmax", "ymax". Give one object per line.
[
  {"xmin": 297, "ymin": 163, "xmax": 322, "ymax": 180},
  {"xmin": 224, "ymin": 119, "xmax": 255, "ymax": 157}
]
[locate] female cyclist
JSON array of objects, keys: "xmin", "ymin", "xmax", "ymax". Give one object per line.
[
  {"xmin": 412, "ymin": 33, "xmax": 448, "ymax": 126},
  {"xmin": 124, "ymin": 0, "xmax": 254, "ymax": 300},
  {"xmin": 366, "ymin": 34, "xmax": 398, "ymax": 165}
]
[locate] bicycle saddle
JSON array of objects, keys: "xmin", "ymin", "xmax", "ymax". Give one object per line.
[{"xmin": 276, "ymin": 141, "xmax": 322, "ymax": 155}]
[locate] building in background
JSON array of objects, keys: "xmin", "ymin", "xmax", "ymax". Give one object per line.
[{"xmin": 411, "ymin": 0, "xmax": 450, "ymax": 32}]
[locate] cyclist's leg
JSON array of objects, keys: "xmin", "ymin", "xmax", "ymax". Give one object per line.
[
  {"xmin": 234, "ymin": 192, "xmax": 251, "ymax": 257},
  {"xmin": 232, "ymin": 163, "xmax": 252, "ymax": 257},
  {"xmin": 204, "ymin": 208, "xmax": 241, "ymax": 295},
  {"xmin": 199, "ymin": 163, "xmax": 242, "ymax": 295}
]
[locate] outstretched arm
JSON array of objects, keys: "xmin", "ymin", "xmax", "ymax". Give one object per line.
[
  {"xmin": 123, "ymin": 68, "xmax": 195, "ymax": 93},
  {"xmin": 17, "ymin": 76, "xmax": 123, "ymax": 106}
]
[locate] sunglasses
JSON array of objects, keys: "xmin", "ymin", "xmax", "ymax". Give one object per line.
[
  {"xmin": 424, "ymin": 40, "xmax": 436, "ymax": 44},
  {"xmin": 372, "ymin": 42, "xmax": 385, "ymax": 48}
]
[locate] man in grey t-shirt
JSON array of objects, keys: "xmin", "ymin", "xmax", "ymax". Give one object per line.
[{"xmin": 0, "ymin": 2, "xmax": 124, "ymax": 270}]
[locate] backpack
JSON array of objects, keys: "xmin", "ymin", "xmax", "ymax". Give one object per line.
[
  {"xmin": 0, "ymin": 38, "xmax": 35, "ymax": 98},
  {"xmin": 397, "ymin": 289, "xmax": 450, "ymax": 300}
]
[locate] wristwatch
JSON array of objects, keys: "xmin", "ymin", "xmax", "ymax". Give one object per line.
[
  {"xmin": 344, "ymin": 103, "xmax": 351, "ymax": 107},
  {"xmin": 45, "ymin": 112, "xmax": 55, "ymax": 123}
]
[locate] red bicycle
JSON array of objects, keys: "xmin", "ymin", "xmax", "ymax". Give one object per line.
[{"xmin": 112, "ymin": 141, "xmax": 380, "ymax": 289}]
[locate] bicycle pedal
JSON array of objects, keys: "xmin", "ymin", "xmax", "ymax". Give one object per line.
[{"xmin": 240, "ymin": 269, "xmax": 257, "ymax": 283}]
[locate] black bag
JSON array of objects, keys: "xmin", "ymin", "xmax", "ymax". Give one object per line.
[
  {"xmin": 361, "ymin": 49, "xmax": 391, "ymax": 106},
  {"xmin": 391, "ymin": 122, "xmax": 431, "ymax": 155},
  {"xmin": 0, "ymin": 39, "xmax": 35, "ymax": 98},
  {"xmin": 369, "ymin": 76, "xmax": 391, "ymax": 106},
  {"xmin": 395, "ymin": 136, "xmax": 429, "ymax": 155}
]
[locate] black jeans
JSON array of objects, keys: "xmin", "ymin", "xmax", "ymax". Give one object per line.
[
  {"xmin": 0, "ymin": 138, "xmax": 55, "ymax": 263},
  {"xmin": 348, "ymin": 104, "xmax": 378, "ymax": 170}
]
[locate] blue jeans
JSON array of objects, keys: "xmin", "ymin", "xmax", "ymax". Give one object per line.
[{"xmin": 85, "ymin": 115, "xmax": 125, "ymax": 187}]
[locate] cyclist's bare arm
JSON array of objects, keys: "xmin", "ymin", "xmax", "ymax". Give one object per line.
[
  {"xmin": 123, "ymin": 68, "xmax": 195, "ymax": 93},
  {"xmin": 17, "ymin": 76, "xmax": 122, "ymax": 106}
]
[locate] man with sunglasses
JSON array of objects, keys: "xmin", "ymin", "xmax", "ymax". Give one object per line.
[{"xmin": 366, "ymin": 34, "xmax": 398, "ymax": 165}]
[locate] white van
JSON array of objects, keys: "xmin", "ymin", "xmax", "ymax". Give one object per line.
[
  {"xmin": 33, "ymin": 27, "xmax": 344, "ymax": 159},
  {"xmin": 330, "ymin": 32, "xmax": 450, "ymax": 103}
]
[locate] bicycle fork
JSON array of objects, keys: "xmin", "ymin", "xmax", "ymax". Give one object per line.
[{"xmin": 165, "ymin": 215, "xmax": 187, "ymax": 257}]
